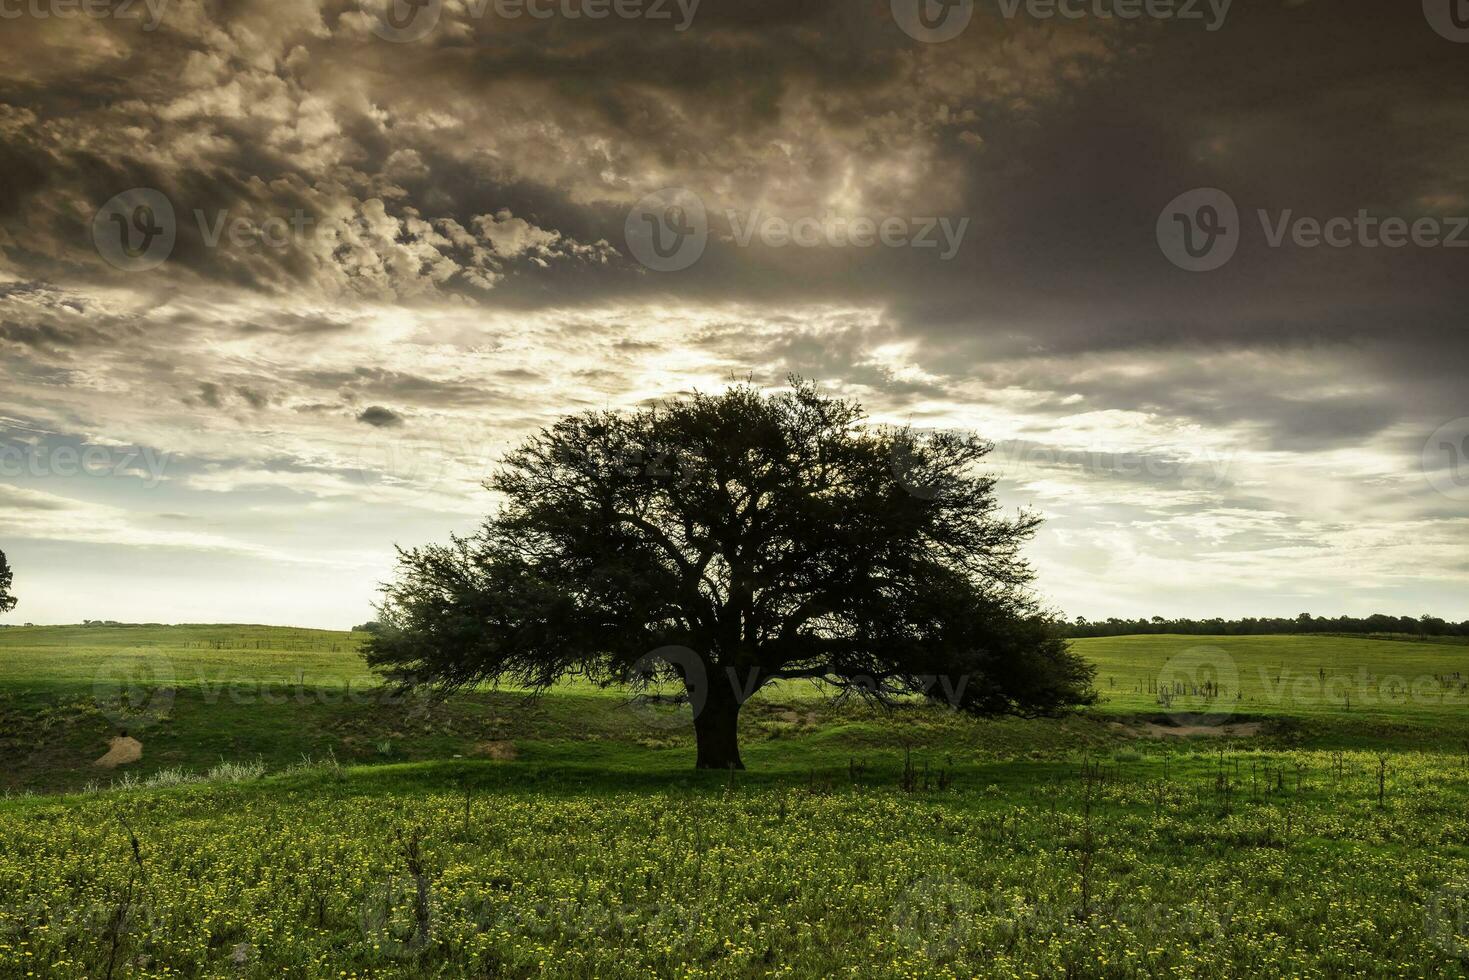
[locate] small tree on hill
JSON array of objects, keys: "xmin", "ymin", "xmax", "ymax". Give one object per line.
[
  {"xmin": 365, "ymin": 380, "xmax": 1094, "ymax": 770},
  {"xmin": 0, "ymin": 549, "xmax": 16, "ymax": 615}
]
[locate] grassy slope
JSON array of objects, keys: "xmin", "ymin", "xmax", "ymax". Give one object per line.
[
  {"xmin": 1084, "ymin": 633, "xmax": 1469, "ymax": 747},
  {"xmin": 1, "ymin": 626, "xmax": 1467, "ymax": 977},
  {"xmin": 0, "ymin": 624, "xmax": 1119, "ymax": 794},
  {"xmin": 0, "ymin": 625, "xmax": 1466, "ymax": 793},
  {"xmin": 1084, "ymin": 633, "xmax": 1468, "ymax": 716},
  {"xmin": 0, "ymin": 623, "xmax": 371, "ymax": 688}
]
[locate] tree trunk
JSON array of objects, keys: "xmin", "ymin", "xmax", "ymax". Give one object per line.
[{"xmin": 693, "ymin": 692, "xmax": 744, "ymax": 770}]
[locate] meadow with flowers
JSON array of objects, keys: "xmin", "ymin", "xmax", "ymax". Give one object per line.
[{"xmin": 0, "ymin": 625, "xmax": 1467, "ymax": 977}]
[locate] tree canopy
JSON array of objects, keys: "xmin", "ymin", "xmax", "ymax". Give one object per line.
[
  {"xmin": 0, "ymin": 549, "xmax": 16, "ymax": 615},
  {"xmin": 366, "ymin": 380, "xmax": 1094, "ymax": 769}
]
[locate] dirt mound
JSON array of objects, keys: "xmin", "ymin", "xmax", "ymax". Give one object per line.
[
  {"xmin": 94, "ymin": 736, "xmax": 143, "ymax": 768},
  {"xmin": 471, "ymin": 740, "xmax": 518, "ymax": 761},
  {"xmin": 1139, "ymin": 721, "xmax": 1263, "ymax": 739}
]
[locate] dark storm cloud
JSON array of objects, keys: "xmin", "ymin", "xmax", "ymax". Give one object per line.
[
  {"xmin": 0, "ymin": 0, "xmax": 1466, "ymax": 624},
  {"xmin": 861, "ymin": 3, "xmax": 1469, "ymax": 444},
  {"xmin": 0, "ymin": 319, "xmax": 104, "ymax": 351},
  {"xmin": 0, "ymin": 0, "xmax": 1113, "ymax": 302},
  {"xmin": 0, "ymin": 287, "xmax": 148, "ymax": 357},
  {"xmin": 421, "ymin": 3, "xmax": 1465, "ymax": 458},
  {"xmin": 196, "ymin": 383, "xmax": 224, "ymax": 409},
  {"xmin": 236, "ymin": 386, "xmax": 270, "ymax": 410},
  {"xmin": 356, "ymin": 405, "xmax": 405, "ymax": 428}
]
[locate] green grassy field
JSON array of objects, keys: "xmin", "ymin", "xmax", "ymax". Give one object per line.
[
  {"xmin": 1084, "ymin": 633, "xmax": 1469, "ymax": 748},
  {"xmin": 0, "ymin": 625, "xmax": 1466, "ymax": 977}
]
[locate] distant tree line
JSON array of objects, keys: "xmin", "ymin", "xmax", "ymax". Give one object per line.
[{"xmin": 1062, "ymin": 613, "xmax": 1469, "ymax": 638}]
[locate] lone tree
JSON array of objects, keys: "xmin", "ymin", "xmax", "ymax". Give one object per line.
[
  {"xmin": 0, "ymin": 548, "xmax": 15, "ymax": 615},
  {"xmin": 366, "ymin": 380, "xmax": 1094, "ymax": 769}
]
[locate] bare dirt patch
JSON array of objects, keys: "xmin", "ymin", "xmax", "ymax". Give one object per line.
[
  {"xmin": 94, "ymin": 735, "xmax": 143, "ymax": 767},
  {"xmin": 471, "ymin": 740, "xmax": 518, "ymax": 761},
  {"xmin": 1139, "ymin": 722, "xmax": 1263, "ymax": 739}
]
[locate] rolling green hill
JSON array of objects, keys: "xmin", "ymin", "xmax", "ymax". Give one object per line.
[
  {"xmin": 1, "ymin": 625, "xmax": 1465, "ymax": 794},
  {"xmin": 1, "ymin": 625, "xmax": 1467, "ymax": 977}
]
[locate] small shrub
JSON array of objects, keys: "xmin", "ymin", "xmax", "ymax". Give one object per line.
[
  {"xmin": 144, "ymin": 768, "xmax": 199, "ymax": 789},
  {"xmin": 208, "ymin": 760, "xmax": 265, "ymax": 783}
]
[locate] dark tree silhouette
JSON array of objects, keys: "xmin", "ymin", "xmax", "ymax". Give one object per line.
[
  {"xmin": 366, "ymin": 380, "xmax": 1094, "ymax": 770},
  {"xmin": 0, "ymin": 548, "xmax": 15, "ymax": 615}
]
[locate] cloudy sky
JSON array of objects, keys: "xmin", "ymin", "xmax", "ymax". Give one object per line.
[{"xmin": 1, "ymin": 0, "xmax": 1466, "ymax": 628}]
